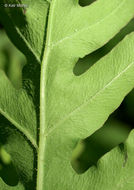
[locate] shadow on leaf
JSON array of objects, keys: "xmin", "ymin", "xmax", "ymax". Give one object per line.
[{"xmin": 73, "ymin": 18, "xmax": 134, "ymax": 76}]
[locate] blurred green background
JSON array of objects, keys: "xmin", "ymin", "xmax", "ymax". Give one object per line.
[
  {"xmin": 0, "ymin": 23, "xmax": 26, "ymax": 186},
  {"xmin": 0, "ymin": 0, "xmax": 134, "ymax": 187}
]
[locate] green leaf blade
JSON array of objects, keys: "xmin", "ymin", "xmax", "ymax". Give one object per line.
[
  {"xmin": 40, "ymin": 33, "xmax": 134, "ymax": 190},
  {"xmin": 0, "ymin": 1, "xmax": 134, "ymax": 190}
]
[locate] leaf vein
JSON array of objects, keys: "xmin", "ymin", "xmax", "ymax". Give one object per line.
[
  {"xmin": 0, "ymin": 108, "xmax": 38, "ymax": 149},
  {"xmin": 50, "ymin": 0, "xmax": 125, "ymax": 49},
  {"xmin": 46, "ymin": 61, "xmax": 134, "ymax": 136}
]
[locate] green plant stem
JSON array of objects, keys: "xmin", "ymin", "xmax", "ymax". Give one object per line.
[
  {"xmin": 36, "ymin": 53, "xmax": 48, "ymax": 190},
  {"xmin": 36, "ymin": 1, "xmax": 53, "ymax": 189},
  {"xmin": 36, "ymin": 46, "xmax": 51, "ymax": 190}
]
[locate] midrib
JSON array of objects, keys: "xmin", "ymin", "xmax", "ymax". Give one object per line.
[{"xmin": 36, "ymin": 0, "xmax": 56, "ymax": 189}]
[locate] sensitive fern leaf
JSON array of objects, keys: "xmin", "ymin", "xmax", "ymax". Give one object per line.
[{"xmin": 0, "ymin": 0, "xmax": 134, "ymax": 190}]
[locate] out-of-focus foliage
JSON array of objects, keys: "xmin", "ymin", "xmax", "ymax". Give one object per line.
[
  {"xmin": 71, "ymin": 117, "xmax": 132, "ymax": 173},
  {"xmin": 0, "ymin": 29, "xmax": 26, "ymax": 186},
  {"xmin": 0, "ymin": 146, "xmax": 19, "ymax": 186},
  {"xmin": 0, "ymin": 30, "xmax": 26, "ymax": 89}
]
